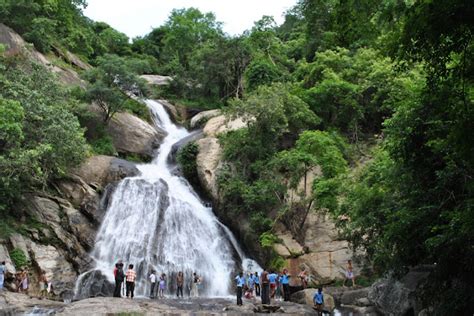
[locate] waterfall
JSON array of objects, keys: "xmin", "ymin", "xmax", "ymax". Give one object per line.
[{"xmin": 76, "ymin": 100, "xmax": 258, "ymax": 298}]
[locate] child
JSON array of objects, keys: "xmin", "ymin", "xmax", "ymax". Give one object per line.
[
  {"xmin": 313, "ymin": 288, "xmax": 324, "ymax": 316},
  {"xmin": 159, "ymin": 273, "xmax": 166, "ymax": 298}
]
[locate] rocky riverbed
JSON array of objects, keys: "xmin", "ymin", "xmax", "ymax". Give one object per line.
[{"xmin": 0, "ymin": 292, "xmax": 320, "ymax": 315}]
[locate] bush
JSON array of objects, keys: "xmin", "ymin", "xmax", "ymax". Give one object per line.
[
  {"xmin": 176, "ymin": 142, "xmax": 200, "ymax": 188},
  {"xmin": 9, "ymin": 248, "xmax": 29, "ymax": 269}
]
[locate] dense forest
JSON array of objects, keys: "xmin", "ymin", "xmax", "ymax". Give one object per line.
[{"xmin": 0, "ymin": 0, "xmax": 473, "ymax": 313}]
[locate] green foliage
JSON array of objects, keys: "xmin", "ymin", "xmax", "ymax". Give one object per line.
[
  {"xmin": 9, "ymin": 248, "xmax": 29, "ymax": 269},
  {"xmin": 259, "ymin": 232, "xmax": 280, "ymax": 248},
  {"xmin": 90, "ymin": 135, "xmax": 116, "ymax": 156},
  {"xmin": 245, "ymin": 58, "xmax": 285, "ymax": 91},
  {"xmin": 0, "ymin": 56, "xmax": 87, "ymax": 209},
  {"xmin": 176, "ymin": 142, "xmax": 200, "ymax": 188},
  {"xmin": 122, "ymin": 99, "xmax": 152, "ymax": 123},
  {"xmin": 84, "ymin": 54, "xmax": 146, "ymax": 123}
]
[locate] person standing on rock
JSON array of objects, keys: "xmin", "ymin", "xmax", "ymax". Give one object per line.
[
  {"xmin": 246, "ymin": 272, "xmax": 254, "ymax": 296},
  {"xmin": 235, "ymin": 272, "xmax": 245, "ymax": 306},
  {"xmin": 149, "ymin": 270, "xmax": 157, "ymax": 298},
  {"xmin": 0, "ymin": 261, "xmax": 5, "ymax": 291},
  {"xmin": 280, "ymin": 269, "xmax": 291, "ymax": 301},
  {"xmin": 192, "ymin": 272, "xmax": 199, "ymax": 297},
  {"xmin": 20, "ymin": 269, "xmax": 29, "ymax": 294},
  {"xmin": 113, "ymin": 262, "xmax": 125, "ymax": 297},
  {"xmin": 260, "ymin": 268, "xmax": 270, "ymax": 304},
  {"xmin": 39, "ymin": 270, "xmax": 48, "ymax": 298},
  {"xmin": 269, "ymin": 270, "xmax": 277, "ymax": 299},
  {"xmin": 313, "ymin": 287, "xmax": 324, "ymax": 315},
  {"xmin": 298, "ymin": 267, "xmax": 308, "ymax": 289},
  {"xmin": 158, "ymin": 273, "xmax": 166, "ymax": 298},
  {"xmin": 125, "ymin": 264, "xmax": 137, "ymax": 299},
  {"xmin": 253, "ymin": 272, "xmax": 260, "ymax": 297},
  {"xmin": 176, "ymin": 271, "xmax": 184, "ymax": 298},
  {"xmin": 343, "ymin": 260, "xmax": 355, "ymax": 287}
]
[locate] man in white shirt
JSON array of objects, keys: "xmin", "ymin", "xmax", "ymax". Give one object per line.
[{"xmin": 149, "ymin": 270, "xmax": 157, "ymax": 298}]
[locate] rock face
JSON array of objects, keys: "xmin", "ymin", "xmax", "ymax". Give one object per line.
[
  {"xmin": 0, "ymin": 23, "xmax": 85, "ymax": 87},
  {"xmin": 368, "ymin": 266, "xmax": 432, "ymax": 316},
  {"xmin": 195, "ymin": 114, "xmax": 247, "ymax": 201},
  {"xmin": 107, "ymin": 111, "xmax": 165, "ymax": 160}
]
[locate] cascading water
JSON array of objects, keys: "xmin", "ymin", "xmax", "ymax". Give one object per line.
[{"xmin": 76, "ymin": 100, "xmax": 259, "ymax": 298}]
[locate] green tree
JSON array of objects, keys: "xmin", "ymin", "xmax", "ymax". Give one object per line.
[{"xmin": 84, "ymin": 54, "xmax": 146, "ymax": 122}]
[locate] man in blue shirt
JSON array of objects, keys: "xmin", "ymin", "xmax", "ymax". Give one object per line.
[
  {"xmin": 253, "ymin": 272, "xmax": 260, "ymax": 296},
  {"xmin": 280, "ymin": 269, "xmax": 290, "ymax": 301},
  {"xmin": 313, "ymin": 287, "xmax": 324, "ymax": 315},
  {"xmin": 235, "ymin": 272, "xmax": 245, "ymax": 305},
  {"xmin": 268, "ymin": 271, "xmax": 278, "ymax": 299}
]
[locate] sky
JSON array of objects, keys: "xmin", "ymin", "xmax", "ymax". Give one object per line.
[{"xmin": 83, "ymin": 0, "xmax": 297, "ymax": 39}]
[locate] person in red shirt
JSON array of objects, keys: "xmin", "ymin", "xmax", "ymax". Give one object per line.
[{"xmin": 125, "ymin": 264, "xmax": 137, "ymax": 299}]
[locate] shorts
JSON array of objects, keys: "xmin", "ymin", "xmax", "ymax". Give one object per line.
[{"xmin": 346, "ymin": 271, "xmax": 354, "ymax": 279}]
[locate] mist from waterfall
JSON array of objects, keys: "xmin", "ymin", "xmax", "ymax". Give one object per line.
[{"xmin": 80, "ymin": 99, "xmax": 258, "ymax": 298}]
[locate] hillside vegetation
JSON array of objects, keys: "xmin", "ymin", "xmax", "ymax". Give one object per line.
[{"xmin": 0, "ymin": 0, "xmax": 472, "ymax": 313}]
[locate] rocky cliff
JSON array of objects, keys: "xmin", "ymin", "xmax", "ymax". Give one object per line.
[{"xmin": 193, "ymin": 109, "xmax": 363, "ymax": 285}]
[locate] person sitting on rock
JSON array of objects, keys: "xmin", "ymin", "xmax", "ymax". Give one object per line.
[
  {"xmin": 313, "ymin": 287, "xmax": 324, "ymax": 315},
  {"xmin": 125, "ymin": 264, "xmax": 136, "ymax": 299}
]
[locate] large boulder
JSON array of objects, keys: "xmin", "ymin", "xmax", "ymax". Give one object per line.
[
  {"xmin": 368, "ymin": 266, "xmax": 432, "ymax": 316},
  {"xmin": 107, "ymin": 111, "xmax": 165, "ymax": 160},
  {"xmin": 0, "ymin": 23, "xmax": 85, "ymax": 87},
  {"xmin": 290, "ymin": 288, "xmax": 335, "ymax": 312},
  {"xmin": 140, "ymin": 74, "xmax": 173, "ymax": 86},
  {"xmin": 190, "ymin": 109, "xmax": 221, "ymax": 129},
  {"xmin": 195, "ymin": 114, "xmax": 248, "ymax": 200},
  {"xmin": 73, "ymin": 269, "xmax": 114, "ymax": 300},
  {"xmin": 72, "ymin": 155, "xmax": 140, "ymax": 189},
  {"xmin": 196, "ymin": 138, "xmax": 222, "ymax": 200}
]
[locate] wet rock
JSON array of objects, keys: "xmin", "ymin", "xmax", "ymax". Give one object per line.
[
  {"xmin": 74, "ymin": 269, "xmax": 114, "ymax": 300},
  {"xmin": 169, "ymin": 130, "xmax": 203, "ymax": 164}
]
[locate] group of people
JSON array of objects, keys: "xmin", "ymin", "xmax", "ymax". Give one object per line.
[
  {"xmin": 0, "ymin": 261, "xmax": 52, "ymax": 298},
  {"xmin": 112, "ymin": 261, "xmax": 203, "ymax": 299},
  {"xmin": 234, "ymin": 268, "xmax": 293, "ymax": 306}
]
